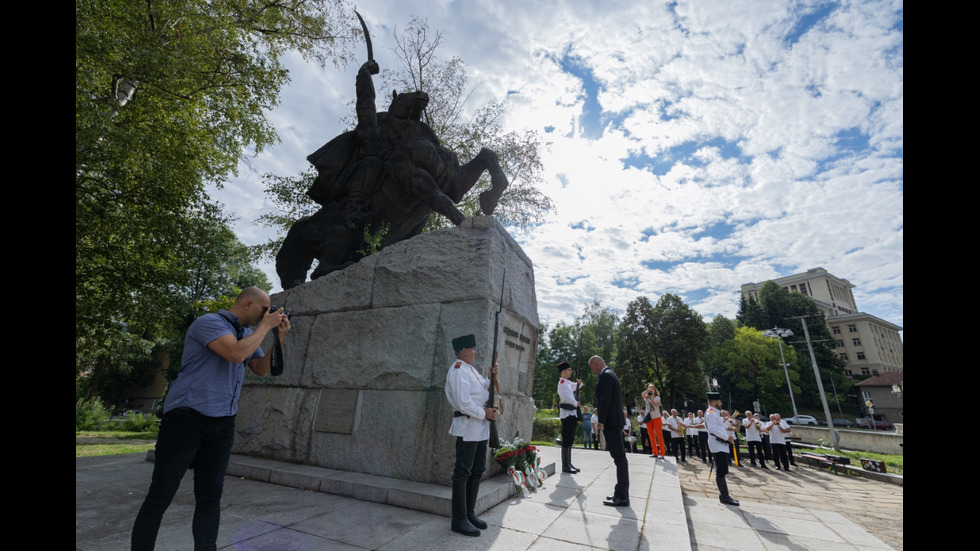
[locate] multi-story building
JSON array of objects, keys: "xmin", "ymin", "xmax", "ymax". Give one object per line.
[{"xmin": 740, "ymin": 267, "xmax": 903, "ymax": 378}]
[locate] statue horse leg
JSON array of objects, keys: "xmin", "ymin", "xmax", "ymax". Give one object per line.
[
  {"xmin": 275, "ymin": 204, "xmax": 356, "ymax": 288},
  {"xmin": 446, "ymin": 147, "xmax": 509, "ymax": 215}
]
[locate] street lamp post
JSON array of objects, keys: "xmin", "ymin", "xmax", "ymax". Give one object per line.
[
  {"xmin": 762, "ymin": 327, "xmax": 799, "ymax": 420},
  {"xmin": 788, "ymin": 315, "xmax": 840, "ymax": 451}
]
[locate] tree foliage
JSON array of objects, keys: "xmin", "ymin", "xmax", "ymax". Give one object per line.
[
  {"xmin": 736, "ymin": 281, "xmax": 851, "ymax": 410},
  {"xmin": 616, "ymin": 294, "xmax": 708, "ymax": 411},
  {"xmin": 78, "ymin": 213, "xmax": 272, "ymax": 405},
  {"xmin": 533, "ymin": 301, "xmax": 618, "ymax": 409},
  {"xmin": 382, "ymin": 17, "xmax": 553, "ymax": 232},
  {"xmin": 710, "ymin": 326, "xmax": 801, "ymax": 414},
  {"xmin": 76, "ymin": 1, "xmax": 351, "ymax": 384}
]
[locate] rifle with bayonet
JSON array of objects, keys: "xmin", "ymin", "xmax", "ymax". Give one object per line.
[{"xmin": 486, "ymin": 270, "xmax": 505, "ymax": 449}]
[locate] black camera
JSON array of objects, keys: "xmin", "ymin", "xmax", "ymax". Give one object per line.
[{"xmin": 270, "ymin": 305, "xmax": 292, "ymax": 319}]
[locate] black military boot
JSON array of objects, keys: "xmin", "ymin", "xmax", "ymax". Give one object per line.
[
  {"xmin": 561, "ymin": 447, "xmax": 578, "ymax": 473},
  {"xmin": 717, "ymin": 477, "xmax": 740, "ymax": 506},
  {"xmin": 451, "ymin": 480, "xmax": 480, "ymax": 536},
  {"xmin": 465, "ymin": 476, "xmax": 487, "ymax": 530}
]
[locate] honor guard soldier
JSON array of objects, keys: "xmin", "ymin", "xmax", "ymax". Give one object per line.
[{"xmin": 444, "ymin": 334, "xmax": 497, "ymax": 537}]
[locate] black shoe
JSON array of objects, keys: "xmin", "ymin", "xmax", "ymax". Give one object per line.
[
  {"xmin": 569, "ymin": 464, "xmax": 581, "ymax": 473},
  {"xmin": 760, "ymin": 464, "xmax": 770, "ymax": 470},
  {"xmin": 603, "ymin": 497, "xmax": 630, "ymax": 507},
  {"xmin": 751, "ymin": 463, "xmax": 757, "ymax": 467},
  {"xmin": 720, "ymin": 495, "xmax": 740, "ymax": 506},
  {"xmin": 451, "ymin": 518, "xmax": 481, "ymax": 536},
  {"xmin": 466, "ymin": 513, "xmax": 488, "ymax": 530}
]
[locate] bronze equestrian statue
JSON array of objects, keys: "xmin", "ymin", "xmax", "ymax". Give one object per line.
[{"xmin": 276, "ymin": 15, "xmax": 508, "ymax": 290}]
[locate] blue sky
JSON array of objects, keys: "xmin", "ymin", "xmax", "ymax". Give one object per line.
[{"xmin": 212, "ymin": 0, "xmax": 903, "ymax": 334}]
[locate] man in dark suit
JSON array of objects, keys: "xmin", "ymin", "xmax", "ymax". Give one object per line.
[{"xmin": 589, "ymin": 355, "xmax": 630, "ymax": 507}]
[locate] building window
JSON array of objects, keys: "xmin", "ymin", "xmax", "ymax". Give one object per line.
[
  {"xmin": 848, "ymin": 324, "xmax": 857, "ymax": 332},
  {"xmin": 856, "ymin": 352, "xmax": 866, "ymax": 360},
  {"xmin": 852, "ymin": 338, "xmax": 862, "ymax": 346},
  {"xmin": 836, "ymin": 339, "xmax": 844, "ymax": 347},
  {"xmin": 841, "ymin": 353, "xmax": 849, "ymax": 362},
  {"xmin": 832, "ymin": 326, "xmax": 841, "ymax": 334},
  {"xmin": 861, "ymin": 368, "xmax": 870, "ymax": 376}
]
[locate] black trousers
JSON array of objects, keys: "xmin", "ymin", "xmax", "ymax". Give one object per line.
[
  {"xmin": 771, "ymin": 443, "xmax": 790, "ymax": 470},
  {"xmin": 602, "ymin": 426, "xmax": 629, "ymax": 499},
  {"xmin": 132, "ymin": 409, "xmax": 235, "ymax": 551},
  {"xmin": 713, "ymin": 450, "xmax": 732, "ymax": 497},
  {"xmin": 672, "ymin": 437, "xmax": 685, "ymax": 461},
  {"xmin": 698, "ymin": 433, "xmax": 709, "ymax": 461},
  {"xmin": 762, "ymin": 434, "xmax": 773, "ymax": 461},
  {"xmin": 452, "ymin": 438, "xmax": 488, "ymax": 521},
  {"xmin": 747, "ymin": 440, "xmax": 766, "ymax": 466},
  {"xmin": 561, "ymin": 415, "xmax": 578, "ymax": 449}
]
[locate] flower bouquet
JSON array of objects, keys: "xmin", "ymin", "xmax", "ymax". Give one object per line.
[{"xmin": 493, "ymin": 436, "xmax": 546, "ymax": 497}]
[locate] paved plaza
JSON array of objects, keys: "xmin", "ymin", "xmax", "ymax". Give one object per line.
[{"xmin": 76, "ymin": 445, "xmax": 901, "ymax": 550}]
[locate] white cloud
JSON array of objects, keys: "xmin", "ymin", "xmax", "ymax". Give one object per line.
[{"xmin": 212, "ymin": 0, "xmax": 902, "ymax": 335}]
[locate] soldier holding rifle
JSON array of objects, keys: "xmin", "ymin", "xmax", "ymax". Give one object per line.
[
  {"xmin": 557, "ymin": 360, "xmax": 583, "ymax": 473},
  {"xmin": 445, "ymin": 334, "xmax": 498, "ymax": 537}
]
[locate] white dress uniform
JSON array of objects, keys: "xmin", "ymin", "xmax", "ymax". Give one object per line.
[
  {"xmin": 705, "ymin": 406, "xmax": 730, "ymax": 454},
  {"xmin": 445, "ymin": 359, "xmax": 490, "ymax": 442},
  {"xmin": 557, "ymin": 377, "xmax": 580, "ymax": 419}
]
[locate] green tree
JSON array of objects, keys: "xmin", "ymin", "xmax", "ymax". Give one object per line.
[
  {"xmin": 737, "ymin": 281, "xmax": 849, "ymax": 410},
  {"xmin": 533, "ymin": 301, "xmax": 619, "ymax": 409},
  {"xmin": 76, "ymin": 0, "xmax": 351, "ymax": 379},
  {"xmin": 78, "ymin": 214, "xmax": 271, "ymax": 405},
  {"xmin": 712, "ymin": 326, "xmax": 800, "ymax": 413},
  {"xmin": 617, "ymin": 294, "xmax": 708, "ymax": 410}
]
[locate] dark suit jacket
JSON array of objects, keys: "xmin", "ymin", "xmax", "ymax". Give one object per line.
[{"xmin": 594, "ymin": 367, "xmax": 623, "ymax": 429}]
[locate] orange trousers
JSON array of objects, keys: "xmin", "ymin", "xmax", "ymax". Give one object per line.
[{"xmin": 647, "ymin": 417, "xmax": 666, "ymax": 456}]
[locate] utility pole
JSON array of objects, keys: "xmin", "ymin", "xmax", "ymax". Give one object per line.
[{"xmin": 786, "ymin": 315, "xmax": 840, "ymax": 451}]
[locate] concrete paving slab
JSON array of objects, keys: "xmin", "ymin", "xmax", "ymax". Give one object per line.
[{"xmin": 77, "ymin": 444, "xmax": 899, "ymax": 551}]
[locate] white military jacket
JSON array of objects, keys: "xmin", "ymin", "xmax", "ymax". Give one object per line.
[
  {"xmin": 705, "ymin": 406, "xmax": 731, "ymax": 454},
  {"xmin": 445, "ymin": 359, "xmax": 490, "ymax": 442}
]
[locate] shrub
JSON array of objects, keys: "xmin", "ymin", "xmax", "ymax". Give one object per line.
[
  {"xmin": 76, "ymin": 398, "xmax": 111, "ymax": 431},
  {"xmin": 532, "ymin": 416, "xmax": 561, "ymax": 443},
  {"xmin": 119, "ymin": 411, "xmax": 160, "ymax": 433}
]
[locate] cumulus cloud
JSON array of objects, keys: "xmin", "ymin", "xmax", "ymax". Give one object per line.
[{"xmin": 212, "ymin": 0, "xmax": 903, "ymax": 332}]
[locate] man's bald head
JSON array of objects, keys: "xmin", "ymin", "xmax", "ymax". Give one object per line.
[{"xmin": 588, "ymin": 355, "xmax": 606, "ymax": 375}]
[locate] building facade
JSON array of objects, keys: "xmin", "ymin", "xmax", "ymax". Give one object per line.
[{"xmin": 740, "ymin": 267, "xmax": 903, "ymax": 378}]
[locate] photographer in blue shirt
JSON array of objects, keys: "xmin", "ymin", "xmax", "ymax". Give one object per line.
[{"xmin": 131, "ymin": 287, "xmax": 291, "ymax": 550}]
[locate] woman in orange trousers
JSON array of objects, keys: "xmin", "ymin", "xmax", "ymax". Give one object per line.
[{"xmin": 642, "ymin": 384, "xmax": 666, "ymax": 458}]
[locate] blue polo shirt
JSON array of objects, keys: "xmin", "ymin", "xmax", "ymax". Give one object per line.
[{"xmin": 163, "ymin": 311, "xmax": 264, "ymax": 417}]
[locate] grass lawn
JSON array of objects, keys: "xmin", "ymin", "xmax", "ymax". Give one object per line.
[{"xmin": 76, "ymin": 431, "xmax": 157, "ymax": 458}]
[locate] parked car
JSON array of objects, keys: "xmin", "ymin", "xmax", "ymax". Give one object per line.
[
  {"xmin": 831, "ymin": 418, "xmax": 853, "ymax": 427},
  {"xmin": 784, "ymin": 414, "xmax": 818, "ymax": 426},
  {"xmin": 857, "ymin": 420, "xmax": 894, "ymax": 430}
]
